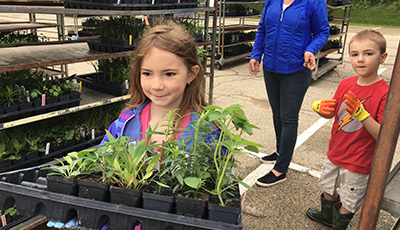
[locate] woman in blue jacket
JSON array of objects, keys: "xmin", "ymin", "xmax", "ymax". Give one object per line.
[{"xmin": 249, "ymin": 0, "xmax": 330, "ymax": 186}]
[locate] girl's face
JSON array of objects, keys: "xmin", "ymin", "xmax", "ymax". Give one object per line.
[{"xmin": 140, "ymin": 47, "xmax": 197, "ymax": 111}]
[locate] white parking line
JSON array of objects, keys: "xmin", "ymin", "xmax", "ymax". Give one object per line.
[{"xmin": 239, "ymin": 118, "xmax": 329, "ymax": 195}]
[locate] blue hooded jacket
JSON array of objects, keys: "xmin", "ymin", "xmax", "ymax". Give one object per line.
[{"xmin": 250, "ymin": 0, "xmax": 330, "ymax": 74}]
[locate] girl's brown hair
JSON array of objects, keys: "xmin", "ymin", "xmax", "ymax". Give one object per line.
[{"xmin": 125, "ymin": 21, "xmax": 206, "ymax": 120}]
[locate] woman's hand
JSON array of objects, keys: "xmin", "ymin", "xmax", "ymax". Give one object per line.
[
  {"xmin": 303, "ymin": 51, "xmax": 316, "ymax": 70},
  {"xmin": 249, "ymin": 59, "xmax": 261, "ymax": 75}
]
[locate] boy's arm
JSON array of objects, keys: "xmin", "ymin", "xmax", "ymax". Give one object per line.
[
  {"xmin": 344, "ymin": 91, "xmax": 380, "ymax": 140},
  {"xmin": 312, "ymin": 99, "xmax": 337, "ymax": 119},
  {"xmin": 360, "ymin": 117, "xmax": 381, "ymax": 140}
]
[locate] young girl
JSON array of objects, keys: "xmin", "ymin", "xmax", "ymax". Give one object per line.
[{"xmin": 100, "ymin": 21, "xmax": 216, "ymax": 149}]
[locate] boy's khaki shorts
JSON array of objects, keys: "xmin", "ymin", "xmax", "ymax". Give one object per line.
[{"xmin": 319, "ymin": 158, "xmax": 369, "ymax": 213}]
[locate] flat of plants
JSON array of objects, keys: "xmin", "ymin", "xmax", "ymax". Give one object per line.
[{"xmin": 0, "ymin": 104, "xmax": 263, "ymax": 230}]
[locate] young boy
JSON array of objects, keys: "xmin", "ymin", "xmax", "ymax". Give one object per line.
[{"xmin": 306, "ymin": 30, "xmax": 389, "ymax": 230}]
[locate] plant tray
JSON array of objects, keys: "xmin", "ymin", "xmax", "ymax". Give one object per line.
[
  {"xmin": 64, "ymin": 0, "xmax": 198, "ymax": 10},
  {"xmin": 87, "ymin": 41, "xmax": 135, "ymax": 53},
  {"xmin": 0, "ymin": 96, "xmax": 82, "ymax": 123},
  {"xmin": 0, "ymin": 165, "xmax": 242, "ymax": 230},
  {"xmin": 0, "ymin": 136, "xmax": 103, "ymax": 174},
  {"xmin": 0, "ymin": 214, "xmax": 30, "ymax": 230},
  {"xmin": 76, "ymin": 72, "xmax": 129, "ymax": 97}
]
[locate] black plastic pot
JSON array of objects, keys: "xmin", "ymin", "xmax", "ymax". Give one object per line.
[
  {"xmin": 64, "ymin": 139, "xmax": 76, "ymax": 148},
  {"xmin": 47, "ymin": 175, "xmax": 79, "ymax": 196},
  {"xmin": 142, "ymin": 187, "xmax": 175, "ymax": 213},
  {"xmin": 109, "ymin": 186, "xmax": 142, "ymax": 208},
  {"xmin": 32, "ymin": 98, "xmax": 42, "ymax": 107},
  {"xmin": 46, "ymin": 96, "xmax": 58, "ymax": 105},
  {"xmin": 78, "ymin": 179, "xmax": 110, "ymax": 202},
  {"xmin": 4, "ymin": 104, "xmax": 19, "ymax": 113},
  {"xmin": 0, "ymin": 160, "xmax": 12, "ymax": 168},
  {"xmin": 70, "ymin": 92, "xmax": 81, "ymax": 100},
  {"xmin": 18, "ymin": 102, "xmax": 32, "ymax": 111},
  {"xmin": 26, "ymin": 151, "xmax": 40, "ymax": 160},
  {"xmin": 208, "ymin": 202, "xmax": 241, "ymax": 224},
  {"xmin": 11, "ymin": 155, "xmax": 26, "ymax": 165},
  {"xmin": 175, "ymin": 196, "xmax": 208, "ymax": 219}
]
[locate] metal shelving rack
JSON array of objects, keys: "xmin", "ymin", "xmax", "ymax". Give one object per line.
[
  {"xmin": 312, "ymin": 2, "xmax": 352, "ymax": 80},
  {"xmin": 0, "ymin": 4, "xmax": 217, "ymax": 130},
  {"xmin": 215, "ymin": 0, "xmax": 263, "ymax": 70}
]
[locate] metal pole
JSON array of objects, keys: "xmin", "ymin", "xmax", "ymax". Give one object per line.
[
  {"xmin": 208, "ymin": 0, "xmax": 218, "ymax": 104},
  {"xmin": 357, "ymin": 41, "xmax": 400, "ymax": 229}
]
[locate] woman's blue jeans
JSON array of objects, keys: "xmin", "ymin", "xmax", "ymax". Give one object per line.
[{"xmin": 263, "ymin": 67, "xmax": 311, "ymax": 173}]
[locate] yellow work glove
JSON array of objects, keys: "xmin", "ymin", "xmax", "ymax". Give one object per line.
[
  {"xmin": 344, "ymin": 91, "xmax": 370, "ymax": 122},
  {"xmin": 312, "ymin": 99, "xmax": 337, "ymax": 115}
]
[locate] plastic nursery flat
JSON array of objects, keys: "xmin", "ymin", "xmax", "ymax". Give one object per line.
[{"xmin": 0, "ymin": 165, "xmax": 243, "ymax": 230}]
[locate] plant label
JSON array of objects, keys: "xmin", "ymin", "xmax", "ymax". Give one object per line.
[
  {"xmin": 129, "ymin": 35, "xmax": 132, "ymax": 45},
  {"xmin": 1, "ymin": 214, "xmax": 6, "ymax": 226},
  {"xmin": 27, "ymin": 90, "xmax": 31, "ymax": 103},
  {"xmin": 92, "ymin": 129, "xmax": 95, "ymax": 140},
  {"xmin": 42, "ymin": 94, "xmax": 46, "ymax": 106},
  {"xmin": 125, "ymin": 80, "xmax": 129, "ymax": 89},
  {"xmin": 45, "ymin": 143, "xmax": 50, "ymax": 155}
]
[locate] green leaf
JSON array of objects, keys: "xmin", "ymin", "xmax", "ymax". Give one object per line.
[
  {"xmin": 244, "ymin": 145, "xmax": 259, "ymax": 153},
  {"xmin": 238, "ymin": 180, "xmax": 254, "ymax": 191},
  {"xmin": 113, "ymin": 157, "xmax": 121, "ymax": 172},
  {"xmin": 184, "ymin": 177, "xmax": 201, "ymax": 189}
]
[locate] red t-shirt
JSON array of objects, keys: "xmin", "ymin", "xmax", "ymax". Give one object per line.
[{"xmin": 327, "ymin": 76, "xmax": 389, "ymax": 174}]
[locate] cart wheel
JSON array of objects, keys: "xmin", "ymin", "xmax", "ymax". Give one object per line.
[{"xmin": 216, "ymin": 63, "xmax": 223, "ymax": 70}]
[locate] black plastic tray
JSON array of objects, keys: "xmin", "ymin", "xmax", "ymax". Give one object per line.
[
  {"xmin": 0, "ymin": 97, "xmax": 82, "ymax": 123},
  {"xmin": 0, "ymin": 165, "xmax": 242, "ymax": 230},
  {"xmin": 64, "ymin": 0, "xmax": 198, "ymax": 10},
  {"xmin": 76, "ymin": 73, "xmax": 128, "ymax": 96},
  {"xmin": 0, "ymin": 136, "xmax": 103, "ymax": 174}
]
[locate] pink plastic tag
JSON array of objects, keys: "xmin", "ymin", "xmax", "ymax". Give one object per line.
[
  {"xmin": 41, "ymin": 94, "xmax": 46, "ymax": 106},
  {"xmin": 1, "ymin": 215, "xmax": 6, "ymax": 226}
]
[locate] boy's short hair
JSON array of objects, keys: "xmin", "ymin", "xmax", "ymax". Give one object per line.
[{"xmin": 349, "ymin": 30, "xmax": 386, "ymax": 54}]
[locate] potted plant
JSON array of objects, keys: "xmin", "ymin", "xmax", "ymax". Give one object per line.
[
  {"xmin": 0, "ymin": 86, "xmax": 23, "ymax": 113},
  {"xmin": 24, "ymin": 136, "xmax": 45, "ymax": 160},
  {"xmin": 201, "ymin": 104, "xmax": 261, "ymax": 224},
  {"xmin": 107, "ymin": 135, "xmax": 162, "ymax": 208},
  {"xmin": 0, "ymin": 143, "xmax": 15, "ymax": 168},
  {"xmin": 43, "ymin": 151, "xmax": 93, "ymax": 196},
  {"xmin": 0, "ymin": 206, "xmax": 17, "ymax": 227}
]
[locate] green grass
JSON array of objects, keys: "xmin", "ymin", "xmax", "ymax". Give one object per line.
[
  {"xmin": 246, "ymin": 4, "xmax": 400, "ymax": 28},
  {"xmin": 332, "ymin": 8, "xmax": 400, "ymax": 28}
]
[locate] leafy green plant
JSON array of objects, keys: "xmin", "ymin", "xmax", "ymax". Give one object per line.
[
  {"xmin": 43, "ymin": 84, "xmax": 63, "ymax": 97},
  {"xmin": 178, "ymin": 18, "xmax": 203, "ymax": 35},
  {"xmin": 202, "ymin": 104, "xmax": 262, "ymax": 206},
  {"xmin": 0, "ymin": 206, "xmax": 17, "ymax": 218},
  {"xmin": 30, "ymin": 89, "xmax": 42, "ymax": 100},
  {"xmin": 42, "ymin": 151, "xmax": 93, "ymax": 179},
  {"xmin": 95, "ymin": 16, "xmax": 145, "ymax": 40},
  {"xmin": 0, "ymin": 86, "xmax": 23, "ymax": 107},
  {"xmin": 0, "ymin": 143, "xmax": 12, "ymax": 162},
  {"xmin": 24, "ymin": 136, "xmax": 45, "ymax": 155},
  {"xmin": 106, "ymin": 132, "xmax": 162, "ymax": 190},
  {"xmin": 97, "ymin": 57, "xmax": 130, "ymax": 84}
]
